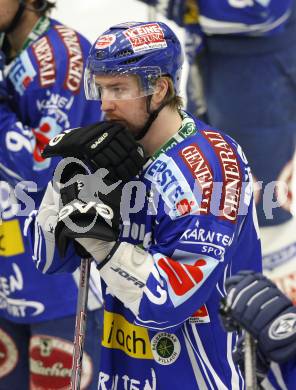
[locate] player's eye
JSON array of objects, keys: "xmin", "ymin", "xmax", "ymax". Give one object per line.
[{"xmin": 110, "ymin": 86, "xmax": 126, "ymax": 98}]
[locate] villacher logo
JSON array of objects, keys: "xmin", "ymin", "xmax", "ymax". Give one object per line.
[{"xmin": 151, "ymin": 332, "xmax": 181, "ymax": 365}]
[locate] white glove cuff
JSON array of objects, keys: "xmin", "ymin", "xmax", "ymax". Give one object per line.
[
  {"xmin": 75, "ymin": 238, "xmax": 115, "ymax": 263},
  {"xmin": 100, "ymin": 242, "xmax": 153, "ymax": 315}
]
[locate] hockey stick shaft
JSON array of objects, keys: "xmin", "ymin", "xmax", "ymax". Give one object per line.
[
  {"xmin": 244, "ymin": 331, "xmax": 257, "ymax": 390},
  {"xmin": 71, "ymin": 257, "xmax": 92, "ymax": 390}
]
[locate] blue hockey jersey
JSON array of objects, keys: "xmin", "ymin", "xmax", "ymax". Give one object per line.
[
  {"xmin": 28, "ymin": 112, "xmax": 262, "ymax": 389},
  {"xmin": 0, "ymin": 17, "xmax": 103, "ymax": 323},
  {"xmin": 197, "ymin": 0, "xmax": 293, "ymax": 36},
  {"xmin": 140, "ymin": 0, "xmax": 296, "ymax": 60},
  {"xmin": 141, "ymin": 0, "xmax": 294, "ymax": 35}
]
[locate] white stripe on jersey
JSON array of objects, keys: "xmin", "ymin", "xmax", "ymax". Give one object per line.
[
  {"xmin": 33, "ymin": 218, "xmax": 40, "ymax": 266},
  {"xmin": 191, "ymin": 323, "xmax": 229, "ymax": 390},
  {"xmin": 0, "ymin": 162, "xmax": 24, "ymax": 182},
  {"xmin": 184, "ymin": 324, "xmax": 215, "ymax": 389},
  {"xmin": 216, "ymin": 280, "xmax": 225, "ymax": 298},
  {"xmin": 134, "ymin": 317, "xmax": 184, "ymax": 331},
  {"xmin": 261, "ymin": 377, "xmax": 276, "ymax": 390},
  {"xmin": 260, "ymin": 376, "xmax": 276, "ymax": 390},
  {"xmin": 221, "ymin": 264, "xmax": 230, "ymax": 296},
  {"xmin": 89, "ymin": 263, "xmax": 103, "ymax": 308},
  {"xmin": 227, "ymin": 332, "xmax": 241, "ymax": 389},
  {"xmin": 182, "ymin": 328, "xmax": 209, "ymax": 390},
  {"xmin": 199, "ymin": 9, "xmax": 291, "ymax": 35},
  {"xmin": 42, "ymin": 226, "xmax": 55, "ymax": 274},
  {"xmin": 269, "ymin": 363, "xmax": 288, "ymax": 390},
  {"xmin": 38, "ymin": 224, "xmax": 42, "ymax": 269}
]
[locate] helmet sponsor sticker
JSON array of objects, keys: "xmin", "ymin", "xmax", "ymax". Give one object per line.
[
  {"xmin": 123, "ymin": 23, "xmax": 167, "ymax": 52},
  {"xmin": 0, "ymin": 329, "xmax": 18, "ymax": 378},
  {"xmin": 151, "ymin": 332, "xmax": 180, "ymax": 365},
  {"xmin": 95, "ymin": 34, "xmax": 116, "ymax": 49}
]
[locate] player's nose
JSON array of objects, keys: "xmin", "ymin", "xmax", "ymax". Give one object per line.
[{"xmin": 101, "ymin": 98, "xmax": 116, "ymax": 112}]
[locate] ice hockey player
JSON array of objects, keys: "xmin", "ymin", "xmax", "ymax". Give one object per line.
[
  {"xmin": 28, "ymin": 20, "xmax": 262, "ymax": 389},
  {"xmin": 0, "ymin": 1, "xmax": 104, "ymax": 388}
]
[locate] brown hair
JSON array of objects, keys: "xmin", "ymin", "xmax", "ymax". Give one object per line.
[{"xmin": 162, "ymin": 76, "xmax": 183, "ymax": 110}]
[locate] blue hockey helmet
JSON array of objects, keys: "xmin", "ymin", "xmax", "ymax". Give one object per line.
[{"xmin": 84, "ymin": 21, "xmax": 184, "ymax": 101}]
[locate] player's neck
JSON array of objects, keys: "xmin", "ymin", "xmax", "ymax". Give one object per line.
[
  {"xmin": 7, "ymin": 11, "xmax": 40, "ymax": 56},
  {"xmin": 140, "ymin": 106, "xmax": 183, "ymax": 156}
]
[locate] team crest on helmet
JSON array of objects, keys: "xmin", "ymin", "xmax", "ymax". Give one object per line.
[{"xmin": 95, "ymin": 34, "xmax": 116, "ymax": 49}]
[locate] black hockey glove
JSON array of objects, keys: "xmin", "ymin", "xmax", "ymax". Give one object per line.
[
  {"xmin": 54, "ymin": 160, "xmax": 122, "ymax": 259},
  {"xmin": 42, "ymin": 121, "xmax": 146, "ymax": 182},
  {"xmin": 220, "ymin": 270, "xmax": 296, "ymax": 364}
]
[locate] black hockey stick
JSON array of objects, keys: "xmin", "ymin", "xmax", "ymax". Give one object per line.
[{"xmin": 71, "ymin": 257, "xmax": 92, "ymax": 390}]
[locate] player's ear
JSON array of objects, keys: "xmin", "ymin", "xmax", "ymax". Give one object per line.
[{"xmin": 150, "ymin": 77, "xmax": 169, "ymax": 110}]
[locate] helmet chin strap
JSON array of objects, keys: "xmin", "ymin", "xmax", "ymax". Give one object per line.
[
  {"xmin": 135, "ymin": 95, "xmax": 170, "ymax": 141},
  {"xmin": 3, "ymin": 1, "xmax": 47, "ymax": 34}
]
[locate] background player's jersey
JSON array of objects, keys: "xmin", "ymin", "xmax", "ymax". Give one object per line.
[
  {"xmin": 196, "ymin": 0, "xmax": 293, "ymax": 36},
  {"xmin": 263, "ymin": 361, "xmax": 296, "ymax": 390},
  {"xmin": 142, "ymin": 0, "xmax": 294, "ymax": 35},
  {"xmin": 29, "ymin": 112, "xmax": 262, "ymax": 388},
  {"xmin": 0, "ymin": 17, "xmax": 103, "ymax": 324}
]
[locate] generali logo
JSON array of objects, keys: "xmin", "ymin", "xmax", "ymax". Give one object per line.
[
  {"xmin": 32, "ymin": 36, "xmax": 56, "ymax": 87},
  {"xmin": 55, "ymin": 25, "xmax": 83, "ymax": 93},
  {"xmin": 179, "ymin": 143, "xmax": 213, "ymax": 214}
]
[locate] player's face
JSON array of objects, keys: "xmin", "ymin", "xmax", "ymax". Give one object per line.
[
  {"xmin": 95, "ymin": 74, "xmax": 150, "ymax": 137},
  {"xmin": 0, "ymin": 0, "xmax": 19, "ymax": 32}
]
